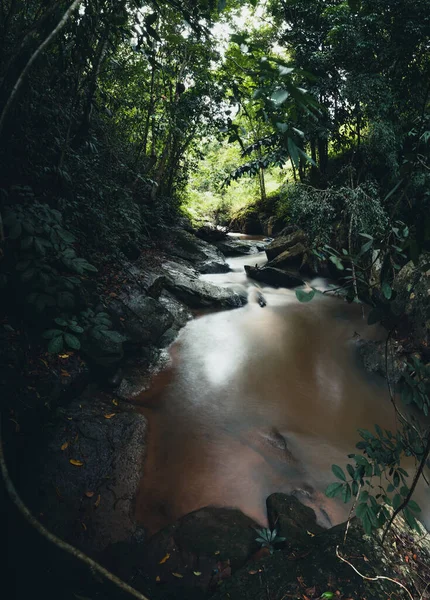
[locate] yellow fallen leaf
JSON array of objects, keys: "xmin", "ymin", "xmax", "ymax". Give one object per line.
[
  {"xmin": 193, "ymin": 572, "xmax": 202, "ymax": 576},
  {"xmin": 61, "ymin": 369, "xmax": 71, "ymax": 377},
  {"xmin": 172, "ymin": 573, "xmax": 183, "ymax": 579},
  {"xmin": 306, "ymin": 530, "xmax": 315, "ymax": 537},
  {"xmin": 85, "ymin": 491, "xmax": 95, "ymax": 498},
  {"xmin": 69, "ymin": 459, "xmax": 84, "ymax": 466},
  {"xmin": 94, "ymin": 494, "xmax": 101, "ymax": 508},
  {"xmin": 155, "ymin": 576, "xmax": 161, "ymax": 583},
  {"xmin": 81, "ymin": 522, "xmax": 87, "ymax": 531},
  {"xmin": 214, "ymin": 551, "xmax": 220, "ymax": 555},
  {"xmin": 61, "ymin": 441, "xmax": 69, "ymax": 451},
  {"xmin": 59, "ymin": 353, "xmax": 70, "ymax": 359},
  {"xmin": 112, "ymin": 399, "xmax": 119, "ymax": 406},
  {"xmin": 67, "ymin": 417, "xmax": 73, "ymax": 421},
  {"xmin": 104, "ymin": 413, "xmax": 116, "ymax": 419},
  {"xmin": 40, "ymin": 359, "xmax": 49, "ymax": 368},
  {"xmin": 159, "ymin": 553, "xmax": 170, "ymax": 564}
]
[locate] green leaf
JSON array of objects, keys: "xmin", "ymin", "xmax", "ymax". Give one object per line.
[
  {"xmin": 54, "ymin": 318, "xmax": 68, "ymax": 327},
  {"xmin": 287, "ymin": 137, "xmax": 299, "ymax": 168},
  {"xmin": 342, "ymin": 483, "xmax": 352, "ymax": 503},
  {"xmin": 271, "ymin": 89, "xmax": 290, "ymax": 105},
  {"xmin": 325, "ymin": 482, "xmax": 343, "ymax": 498},
  {"xmin": 68, "ymin": 323, "xmax": 84, "ymax": 333},
  {"xmin": 48, "ymin": 335, "xmax": 64, "ymax": 354},
  {"xmin": 382, "ymin": 282, "xmax": 392, "ymax": 300},
  {"xmin": 43, "ymin": 329, "xmax": 63, "ymax": 339},
  {"xmin": 407, "ymin": 500, "xmax": 421, "ymax": 513},
  {"xmin": 332, "ymin": 464, "xmax": 346, "ymax": 481},
  {"xmin": 295, "ymin": 289, "xmax": 315, "ymax": 303},
  {"xmin": 64, "ymin": 333, "xmax": 81, "ymax": 350}
]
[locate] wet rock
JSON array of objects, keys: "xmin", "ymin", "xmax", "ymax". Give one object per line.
[
  {"xmin": 109, "ymin": 295, "xmax": 174, "ymax": 345},
  {"xmin": 265, "ymin": 230, "xmax": 308, "ymax": 261},
  {"xmin": 244, "ymin": 265, "xmax": 305, "ymax": 289},
  {"xmin": 195, "ymin": 224, "xmax": 229, "ymax": 243},
  {"xmin": 158, "ymin": 289, "xmax": 193, "ymax": 330},
  {"xmin": 81, "ymin": 330, "xmax": 124, "ymax": 367},
  {"xmin": 120, "ymin": 507, "xmax": 260, "ymax": 600},
  {"xmin": 266, "ymin": 241, "xmax": 309, "ymax": 271},
  {"xmin": 266, "ymin": 493, "xmax": 324, "ymax": 548},
  {"xmin": 162, "ymin": 228, "xmax": 229, "ymax": 273},
  {"xmin": 163, "ymin": 260, "xmax": 247, "ymax": 308},
  {"xmin": 33, "ymin": 396, "xmax": 147, "ymax": 555},
  {"xmin": 216, "ymin": 239, "xmax": 261, "ymax": 256}
]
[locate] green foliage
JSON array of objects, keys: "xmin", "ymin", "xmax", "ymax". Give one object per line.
[{"xmin": 254, "ymin": 527, "xmax": 286, "ymax": 554}]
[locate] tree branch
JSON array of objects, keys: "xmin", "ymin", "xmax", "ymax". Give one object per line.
[{"xmin": 0, "ymin": 0, "xmax": 84, "ymax": 138}]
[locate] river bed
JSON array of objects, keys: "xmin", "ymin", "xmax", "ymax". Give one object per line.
[{"xmin": 134, "ymin": 239, "xmax": 430, "ymax": 535}]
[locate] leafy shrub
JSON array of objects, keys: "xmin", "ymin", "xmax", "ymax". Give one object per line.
[{"xmin": 1, "ymin": 196, "xmax": 124, "ymax": 354}]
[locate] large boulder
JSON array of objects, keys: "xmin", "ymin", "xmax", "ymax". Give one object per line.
[
  {"xmin": 105, "ymin": 506, "xmax": 261, "ymax": 600},
  {"xmin": 266, "ymin": 241, "xmax": 309, "ymax": 271},
  {"xmin": 32, "ymin": 395, "xmax": 148, "ymax": 555},
  {"xmin": 109, "ymin": 295, "xmax": 174, "ymax": 345},
  {"xmin": 244, "ymin": 265, "xmax": 305, "ymax": 288},
  {"xmin": 162, "ymin": 228, "xmax": 229, "ymax": 274},
  {"xmin": 266, "ymin": 493, "xmax": 324, "ymax": 548},
  {"xmin": 265, "ymin": 230, "xmax": 308, "ymax": 261},
  {"xmin": 216, "ymin": 238, "xmax": 264, "ymax": 256},
  {"xmin": 163, "ymin": 260, "xmax": 247, "ymax": 308}
]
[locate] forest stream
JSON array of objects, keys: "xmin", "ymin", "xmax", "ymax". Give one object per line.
[{"xmin": 133, "ymin": 236, "xmax": 430, "ymax": 536}]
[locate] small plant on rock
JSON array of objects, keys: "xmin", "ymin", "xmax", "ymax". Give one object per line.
[{"xmin": 254, "ymin": 527, "xmax": 286, "ymax": 554}]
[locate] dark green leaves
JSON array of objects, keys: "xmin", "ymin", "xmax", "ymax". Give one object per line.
[{"xmin": 332, "ymin": 464, "xmax": 346, "ymax": 481}]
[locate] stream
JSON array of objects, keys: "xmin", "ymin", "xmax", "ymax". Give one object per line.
[{"xmin": 134, "ymin": 236, "xmax": 430, "ymax": 535}]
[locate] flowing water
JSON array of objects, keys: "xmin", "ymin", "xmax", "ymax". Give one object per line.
[{"xmin": 135, "ymin": 237, "xmax": 430, "ymax": 535}]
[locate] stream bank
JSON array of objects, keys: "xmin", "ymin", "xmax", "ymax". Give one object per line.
[{"xmin": 3, "ymin": 224, "xmax": 430, "ymax": 600}]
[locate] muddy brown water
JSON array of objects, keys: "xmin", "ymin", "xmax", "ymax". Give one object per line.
[{"xmin": 135, "ymin": 239, "xmax": 430, "ymax": 535}]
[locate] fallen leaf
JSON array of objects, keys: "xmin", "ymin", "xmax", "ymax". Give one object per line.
[
  {"xmin": 363, "ymin": 555, "xmax": 369, "ymax": 562},
  {"xmin": 112, "ymin": 399, "xmax": 119, "ymax": 406},
  {"xmin": 40, "ymin": 359, "xmax": 49, "ymax": 368},
  {"xmin": 214, "ymin": 551, "xmax": 220, "ymax": 555},
  {"xmin": 81, "ymin": 522, "xmax": 87, "ymax": 531},
  {"xmin": 94, "ymin": 494, "xmax": 101, "ymax": 508},
  {"xmin": 85, "ymin": 491, "xmax": 95, "ymax": 498},
  {"xmin": 302, "ymin": 595, "xmax": 311, "ymax": 600},
  {"xmin": 405, "ymin": 555, "xmax": 409, "ymax": 563},
  {"xmin": 193, "ymin": 572, "xmax": 202, "ymax": 576},
  {"xmin": 172, "ymin": 573, "xmax": 183, "ymax": 579},
  {"xmin": 413, "ymin": 554, "xmax": 417, "ymax": 560},
  {"xmin": 306, "ymin": 530, "xmax": 315, "ymax": 537},
  {"xmin": 61, "ymin": 441, "xmax": 69, "ymax": 451},
  {"xmin": 248, "ymin": 570, "xmax": 258, "ymax": 575},
  {"xmin": 74, "ymin": 433, "xmax": 79, "ymax": 442},
  {"xmin": 69, "ymin": 459, "xmax": 84, "ymax": 467},
  {"xmin": 61, "ymin": 369, "xmax": 71, "ymax": 377},
  {"xmin": 59, "ymin": 354, "xmax": 70, "ymax": 359},
  {"xmin": 159, "ymin": 553, "xmax": 170, "ymax": 564},
  {"xmin": 109, "ymin": 292, "xmax": 117, "ymax": 297},
  {"xmin": 55, "ymin": 487, "xmax": 62, "ymax": 499},
  {"xmin": 67, "ymin": 417, "xmax": 73, "ymax": 421},
  {"xmin": 120, "ymin": 317, "xmax": 125, "ymax": 322},
  {"xmin": 104, "ymin": 413, "xmax": 116, "ymax": 419},
  {"xmin": 155, "ymin": 576, "xmax": 161, "ymax": 583}
]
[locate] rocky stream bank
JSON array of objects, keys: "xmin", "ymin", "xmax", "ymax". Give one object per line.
[{"xmin": 3, "ymin": 223, "xmax": 430, "ymax": 600}]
